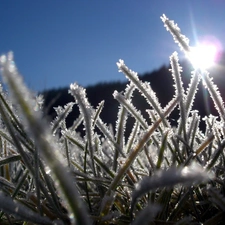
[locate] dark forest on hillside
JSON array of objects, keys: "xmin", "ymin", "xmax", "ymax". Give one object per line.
[{"xmin": 42, "ymin": 53, "xmax": 225, "ymax": 135}]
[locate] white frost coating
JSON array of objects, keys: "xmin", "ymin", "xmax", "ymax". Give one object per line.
[
  {"xmin": 185, "ymin": 70, "xmax": 201, "ymax": 115},
  {"xmin": 0, "ymin": 52, "xmax": 17, "ymax": 74},
  {"xmin": 116, "ymin": 59, "xmax": 167, "ymax": 127},
  {"xmin": 52, "ymin": 102, "xmax": 74, "ymax": 133},
  {"xmin": 116, "ymin": 59, "xmax": 139, "ymax": 81},
  {"xmin": 34, "ymin": 94, "xmax": 44, "ymax": 111},
  {"xmin": 170, "ymin": 52, "xmax": 185, "ymax": 102},
  {"xmin": 0, "ymin": 55, "xmax": 6, "ymax": 63},
  {"xmin": 161, "ymin": 14, "xmax": 190, "ymax": 53},
  {"xmin": 116, "ymin": 59, "xmax": 124, "ymax": 72},
  {"xmin": 70, "ymin": 83, "xmax": 91, "ymax": 109},
  {"xmin": 202, "ymin": 71, "xmax": 225, "ymax": 120},
  {"xmin": 180, "ymin": 163, "xmax": 213, "ymax": 181},
  {"xmin": 69, "ymin": 82, "xmax": 98, "ymax": 176},
  {"xmin": 69, "ymin": 83, "xmax": 93, "ymax": 130},
  {"xmin": 115, "ymin": 83, "xmax": 135, "ymax": 149},
  {"xmin": 113, "ymin": 90, "xmax": 148, "ymax": 129},
  {"xmin": 132, "ymin": 162, "xmax": 214, "ymax": 204},
  {"xmin": 0, "ymin": 52, "xmax": 41, "ymax": 121}
]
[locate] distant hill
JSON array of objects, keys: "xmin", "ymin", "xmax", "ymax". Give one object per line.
[{"xmin": 42, "ymin": 53, "xmax": 225, "ymax": 133}]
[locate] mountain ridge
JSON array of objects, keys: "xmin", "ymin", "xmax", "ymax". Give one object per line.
[{"xmin": 42, "ymin": 54, "xmax": 225, "ymax": 132}]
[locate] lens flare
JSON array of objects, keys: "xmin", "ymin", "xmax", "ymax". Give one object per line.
[
  {"xmin": 188, "ymin": 36, "xmax": 222, "ymax": 70},
  {"xmin": 189, "ymin": 44, "xmax": 217, "ymax": 70}
]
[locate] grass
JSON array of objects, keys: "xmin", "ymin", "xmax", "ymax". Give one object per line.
[{"xmin": 0, "ymin": 14, "xmax": 224, "ymax": 225}]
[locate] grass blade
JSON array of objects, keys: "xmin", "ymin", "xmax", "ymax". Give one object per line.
[
  {"xmin": 131, "ymin": 163, "xmax": 213, "ymax": 214},
  {"xmin": 0, "ymin": 191, "xmax": 52, "ymax": 225},
  {"xmin": 0, "ymin": 52, "xmax": 92, "ymax": 225}
]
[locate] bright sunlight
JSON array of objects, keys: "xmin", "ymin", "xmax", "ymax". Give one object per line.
[
  {"xmin": 188, "ymin": 36, "xmax": 222, "ymax": 70},
  {"xmin": 189, "ymin": 43, "xmax": 217, "ymax": 70}
]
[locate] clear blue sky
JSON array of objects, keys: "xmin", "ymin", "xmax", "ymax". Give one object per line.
[{"xmin": 0, "ymin": 0, "xmax": 224, "ymax": 91}]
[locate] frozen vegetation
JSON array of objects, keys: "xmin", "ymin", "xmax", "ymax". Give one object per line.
[{"xmin": 0, "ymin": 15, "xmax": 224, "ymax": 224}]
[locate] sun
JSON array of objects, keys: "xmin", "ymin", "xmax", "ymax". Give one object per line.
[
  {"xmin": 188, "ymin": 43, "xmax": 218, "ymax": 70},
  {"xmin": 187, "ymin": 35, "xmax": 222, "ymax": 71}
]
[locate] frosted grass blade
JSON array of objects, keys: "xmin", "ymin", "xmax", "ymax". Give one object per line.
[
  {"xmin": 63, "ymin": 130, "xmax": 116, "ymax": 178},
  {"xmin": 161, "ymin": 14, "xmax": 190, "ymax": 53},
  {"xmin": 51, "ymin": 102, "xmax": 74, "ymax": 134},
  {"xmin": 0, "ymin": 191, "xmax": 52, "ymax": 225},
  {"xmin": 114, "ymin": 84, "xmax": 135, "ymax": 170},
  {"xmin": 93, "ymin": 100, "xmax": 104, "ymax": 127},
  {"xmin": 70, "ymin": 114, "xmax": 83, "ymax": 130},
  {"xmin": 0, "ymin": 169, "xmax": 29, "ymax": 220},
  {"xmin": 195, "ymin": 133, "xmax": 214, "ymax": 155},
  {"xmin": 156, "ymin": 189, "xmax": 173, "ymax": 220},
  {"xmin": 96, "ymin": 117, "xmax": 125, "ymax": 157},
  {"xmin": 69, "ymin": 83, "xmax": 96, "ymax": 176},
  {"xmin": 0, "ymin": 101, "xmax": 65, "ymax": 221},
  {"xmin": 156, "ymin": 131, "xmax": 169, "ymax": 169},
  {"xmin": 115, "ymin": 83, "xmax": 135, "ymax": 144},
  {"xmin": 110, "ymin": 96, "xmax": 178, "ymax": 193},
  {"xmin": 125, "ymin": 121, "xmax": 140, "ymax": 154},
  {"xmin": 170, "ymin": 52, "xmax": 185, "ymax": 99},
  {"xmin": 168, "ymin": 189, "xmax": 190, "ymax": 221},
  {"xmin": 0, "ymin": 154, "xmax": 21, "ymax": 166},
  {"xmin": 131, "ymin": 163, "xmax": 213, "ymax": 214},
  {"xmin": 113, "ymin": 90, "xmax": 148, "ymax": 129},
  {"xmin": 0, "ymin": 53, "xmax": 92, "ymax": 225},
  {"xmin": 185, "ymin": 70, "xmax": 201, "ymax": 116},
  {"xmin": 206, "ymin": 140, "xmax": 225, "ymax": 170},
  {"xmin": 117, "ymin": 59, "xmax": 169, "ymax": 127},
  {"xmin": 201, "ymin": 70, "xmax": 225, "ymax": 121},
  {"xmin": 170, "ymin": 52, "xmax": 188, "ymax": 146},
  {"xmin": 99, "ymin": 96, "xmax": 179, "ymax": 220}
]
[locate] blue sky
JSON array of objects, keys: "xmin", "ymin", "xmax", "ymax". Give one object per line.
[{"xmin": 0, "ymin": 0, "xmax": 224, "ymax": 91}]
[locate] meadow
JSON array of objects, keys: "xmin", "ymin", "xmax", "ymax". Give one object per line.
[{"xmin": 0, "ymin": 15, "xmax": 224, "ymax": 225}]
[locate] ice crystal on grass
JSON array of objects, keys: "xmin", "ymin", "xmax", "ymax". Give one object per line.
[
  {"xmin": 0, "ymin": 191, "xmax": 53, "ymax": 225},
  {"xmin": 52, "ymin": 102, "xmax": 74, "ymax": 134},
  {"xmin": 170, "ymin": 52, "xmax": 185, "ymax": 99},
  {"xmin": 113, "ymin": 90, "xmax": 148, "ymax": 129},
  {"xmin": 0, "ymin": 14, "xmax": 225, "ymax": 225},
  {"xmin": 69, "ymin": 83, "xmax": 96, "ymax": 176},
  {"xmin": 185, "ymin": 70, "xmax": 201, "ymax": 115},
  {"xmin": 113, "ymin": 84, "xmax": 136, "ymax": 171},
  {"xmin": 115, "ymin": 84, "xmax": 135, "ymax": 147},
  {"xmin": 117, "ymin": 59, "xmax": 167, "ymax": 127},
  {"xmin": 161, "ymin": 14, "xmax": 190, "ymax": 53},
  {"xmin": 202, "ymin": 71, "xmax": 225, "ymax": 120},
  {"xmin": 131, "ymin": 163, "xmax": 214, "ymax": 213},
  {"xmin": 0, "ymin": 53, "xmax": 91, "ymax": 225},
  {"xmin": 33, "ymin": 94, "xmax": 44, "ymax": 111}
]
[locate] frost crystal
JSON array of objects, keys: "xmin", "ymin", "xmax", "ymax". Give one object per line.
[
  {"xmin": 33, "ymin": 94, "xmax": 44, "ymax": 111},
  {"xmin": 161, "ymin": 14, "xmax": 190, "ymax": 53},
  {"xmin": 170, "ymin": 52, "xmax": 185, "ymax": 98},
  {"xmin": 113, "ymin": 90, "xmax": 148, "ymax": 129},
  {"xmin": 116, "ymin": 59, "xmax": 168, "ymax": 127},
  {"xmin": 0, "ymin": 14, "xmax": 224, "ymax": 224},
  {"xmin": 132, "ymin": 163, "xmax": 214, "ymax": 207},
  {"xmin": 202, "ymin": 71, "xmax": 225, "ymax": 120}
]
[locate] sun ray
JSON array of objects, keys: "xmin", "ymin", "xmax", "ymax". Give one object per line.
[{"xmin": 188, "ymin": 43, "xmax": 218, "ymax": 70}]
